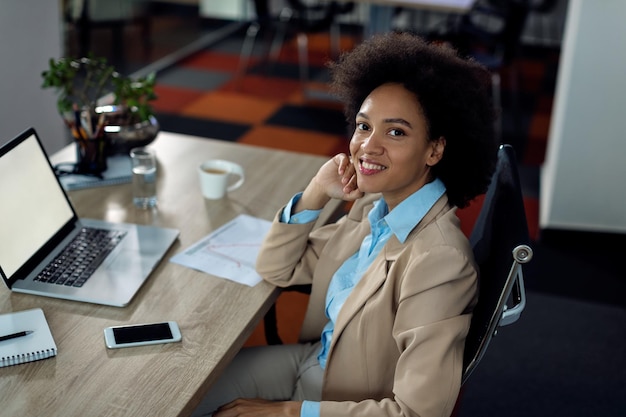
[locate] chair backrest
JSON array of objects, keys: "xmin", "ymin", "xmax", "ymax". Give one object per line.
[
  {"xmin": 284, "ymin": 0, "xmax": 355, "ymax": 32},
  {"xmin": 462, "ymin": 144, "xmax": 533, "ymax": 384},
  {"xmin": 461, "ymin": 0, "xmax": 532, "ymax": 64},
  {"xmin": 529, "ymin": 0, "xmax": 560, "ymax": 13}
]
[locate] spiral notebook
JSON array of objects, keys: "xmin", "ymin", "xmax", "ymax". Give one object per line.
[{"xmin": 0, "ymin": 308, "xmax": 57, "ymax": 367}]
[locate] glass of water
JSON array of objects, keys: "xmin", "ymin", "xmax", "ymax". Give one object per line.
[{"xmin": 130, "ymin": 147, "xmax": 157, "ymax": 209}]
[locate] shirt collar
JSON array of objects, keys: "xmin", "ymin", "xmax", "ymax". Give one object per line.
[{"xmin": 368, "ymin": 178, "xmax": 446, "ymax": 244}]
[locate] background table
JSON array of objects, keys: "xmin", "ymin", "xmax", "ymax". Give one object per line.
[
  {"xmin": 352, "ymin": 0, "xmax": 475, "ymax": 38},
  {"xmin": 354, "ymin": 0, "xmax": 475, "ymax": 13},
  {"xmin": 0, "ymin": 131, "xmax": 341, "ymax": 417}
]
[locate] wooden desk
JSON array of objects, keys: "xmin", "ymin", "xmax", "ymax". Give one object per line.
[{"xmin": 0, "ymin": 132, "xmax": 340, "ymax": 417}]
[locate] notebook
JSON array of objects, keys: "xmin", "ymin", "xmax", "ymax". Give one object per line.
[
  {"xmin": 57, "ymin": 154, "xmax": 133, "ymax": 191},
  {"xmin": 0, "ymin": 127, "xmax": 179, "ymax": 307},
  {"xmin": 0, "ymin": 308, "xmax": 57, "ymax": 367}
]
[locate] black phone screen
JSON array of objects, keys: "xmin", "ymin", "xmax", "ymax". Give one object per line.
[{"xmin": 113, "ymin": 323, "xmax": 174, "ymax": 344}]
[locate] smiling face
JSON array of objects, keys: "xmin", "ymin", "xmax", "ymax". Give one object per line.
[{"xmin": 349, "ymin": 83, "xmax": 445, "ymax": 210}]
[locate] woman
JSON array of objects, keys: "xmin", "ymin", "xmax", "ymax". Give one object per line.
[{"xmin": 194, "ymin": 32, "xmax": 497, "ymax": 417}]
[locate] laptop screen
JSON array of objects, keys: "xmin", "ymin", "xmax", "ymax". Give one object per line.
[{"xmin": 0, "ymin": 131, "xmax": 75, "ymax": 279}]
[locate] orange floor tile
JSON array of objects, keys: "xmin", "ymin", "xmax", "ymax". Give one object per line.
[
  {"xmin": 243, "ymin": 291, "xmax": 309, "ymax": 347},
  {"xmin": 238, "ymin": 125, "xmax": 347, "ymax": 156},
  {"xmin": 180, "ymin": 50, "xmax": 242, "ymax": 72},
  {"xmin": 152, "ymin": 85, "xmax": 207, "ymax": 114},
  {"xmin": 219, "ymin": 74, "xmax": 303, "ymax": 101},
  {"xmin": 181, "ymin": 91, "xmax": 284, "ymax": 125}
]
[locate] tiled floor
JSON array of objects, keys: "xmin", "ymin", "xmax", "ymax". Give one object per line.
[
  {"xmin": 68, "ymin": 11, "xmax": 557, "ymax": 173},
  {"xmin": 151, "ymin": 32, "xmax": 356, "ymax": 157},
  {"xmin": 155, "ymin": 33, "xmax": 557, "ymax": 160}
]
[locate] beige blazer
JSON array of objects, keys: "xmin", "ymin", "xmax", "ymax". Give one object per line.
[{"xmin": 256, "ymin": 193, "xmax": 478, "ymax": 417}]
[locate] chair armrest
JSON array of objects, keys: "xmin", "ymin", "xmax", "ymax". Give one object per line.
[{"xmin": 499, "ymin": 245, "xmax": 532, "ymax": 326}]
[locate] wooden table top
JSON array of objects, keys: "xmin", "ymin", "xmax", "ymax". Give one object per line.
[{"xmin": 0, "ymin": 131, "xmax": 341, "ymax": 417}]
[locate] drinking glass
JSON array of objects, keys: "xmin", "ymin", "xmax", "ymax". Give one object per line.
[{"xmin": 130, "ymin": 147, "xmax": 157, "ymax": 208}]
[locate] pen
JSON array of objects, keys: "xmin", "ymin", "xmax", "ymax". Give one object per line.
[
  {"xmin": 73, "ymin": 105, "xmax": 86, "ymax": 141},
  {"xmin": 0, "ymin": 330, "xmax": 34, "ymax": 342}
]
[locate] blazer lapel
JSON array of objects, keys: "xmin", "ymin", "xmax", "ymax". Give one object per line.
[{"xmin": 329, "ymin": 195, "xmax": 451, "ymax": 349}]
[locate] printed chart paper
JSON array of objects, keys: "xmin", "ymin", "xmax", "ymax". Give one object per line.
[{"xmin": 170, "ymin": 214, "xmax": 272, "ymax": 286}]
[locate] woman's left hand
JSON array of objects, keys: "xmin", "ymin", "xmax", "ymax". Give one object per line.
[{"xmin": 213, "ymin": 398, "xmax": 301, "ymax": 417}]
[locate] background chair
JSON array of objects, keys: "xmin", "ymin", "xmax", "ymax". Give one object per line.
[
  {"xmin": 430, "ymin": 0, "xmax": 533, "ymax": 146},
  {"xmin": 64, "ymin": 0, "xmax": 152, "ymax": 65},
  {"xmin": 236, "ymin": 0, "xmax": 354, "ymax": 89},
  {"xmin": 264, "ymin": 145, "xmax": 533, "ymax": 389},
  {"xmin": 527, "ymin": 0, "xmax": 561, "ymax": 44},
  {"xmin": 428, "ymin": 0, "xmax": 559, "ymax": 154}
]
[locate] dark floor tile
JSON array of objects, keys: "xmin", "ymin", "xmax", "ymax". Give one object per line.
[
  {"xmin": 266, "ymin": 104, "xmax": 348, "ymax": 136},
  {"xmin": 459, "ymin": 291, "xmax": 626, "ymax": 417},
  {"xmin": 248, "ymin": 61, "xmax": 325, "ymax": 81},
  {"xmin": 526, "ymin": 230, "xmax": 626, "ymax": 308},
  {"xmin": 155, "ymin": 112, "xmax": 249, "ymax": 142},
  {"xmin": 210, "ymin": 33, "xmax": 251, "ymax": 55},
  {"xmin": 157, "ymin": 66, "xmax": 233, "ymax": 91}
]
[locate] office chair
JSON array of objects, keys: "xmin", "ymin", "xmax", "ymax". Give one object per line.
[
  {"xmin": 263, "ymin": 144, "xmax": 533, "ymax": 389},
  {"xmin": 525, "ymin": 0, "xmax": 561, "ymax": 46},
  {"xmin": 462, "ymin": 143, "xmax": 532, "ymax": 383},
  {"xmin": 236, "ymin": 0, "xmax": 355, "ymax": 89}
]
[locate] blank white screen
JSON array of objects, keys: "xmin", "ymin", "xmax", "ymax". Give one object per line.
[{"xmin": 0, "ymin": 134, "xmax": 74, "ymax": 278}]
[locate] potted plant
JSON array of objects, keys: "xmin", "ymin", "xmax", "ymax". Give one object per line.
[
  {"xmin": 41, "ymin": 56, "xmax": 159, "ymax": 173},
  {"xmin": 106, "ymin": 71, "xmax": 160, "ymax": 155}
]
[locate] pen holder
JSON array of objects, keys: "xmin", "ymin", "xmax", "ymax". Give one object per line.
[
  {"xmin": 64, "ymin": 110, "xmax": 109, "ymax": 175},
  {"xmin": 75, "ymin": 135, "xmax": 108, "ymax": 175}
]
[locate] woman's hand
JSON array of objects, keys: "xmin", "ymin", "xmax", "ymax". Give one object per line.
[
  {"xmin": 213, "ymin": 398, "xmax": 301, "ymax": 417},
  {"xmin": 317, "ymin": 153, "xmax": 361, "ymax": 199},
  {"xmin": 295, "ymin": 154, "xmax": 363, "ymax": 212}
]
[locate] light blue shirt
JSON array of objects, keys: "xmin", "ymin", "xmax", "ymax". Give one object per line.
[{"xmin": 280, "ymin": 180, "xmax": 446, "ymax": 417}]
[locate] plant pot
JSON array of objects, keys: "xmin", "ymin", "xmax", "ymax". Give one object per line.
[{"xmin": 96, "ymin": 105, "xmax": 160, "ymax": 154}]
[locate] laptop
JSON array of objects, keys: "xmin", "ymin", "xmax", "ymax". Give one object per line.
[{"xmin": 0, "ymin": 127, "xmax": 179, "ymax": 307}]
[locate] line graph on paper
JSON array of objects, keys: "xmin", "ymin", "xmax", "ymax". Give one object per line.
[
  {"xmin": 201, "ymin": 242, "xmax": 261, "ymax": 269},
  {"xmin": 170, "ymin": 214, "xmax": 272, "ymax": 286}
]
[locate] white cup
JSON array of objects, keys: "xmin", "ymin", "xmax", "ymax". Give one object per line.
[{"xmin": 198, "ymin": 159, "xmax": 245, "ymax": 199}]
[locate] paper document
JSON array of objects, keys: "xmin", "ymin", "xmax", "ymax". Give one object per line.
[{"xmin": 170, "ymin": 214, "xmax": 272, "ymax": 286}]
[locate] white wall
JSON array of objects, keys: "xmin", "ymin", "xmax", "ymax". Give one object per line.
[
  {"xmin": 540, "ymin": 0, "xmax": 626, "ymax": 233},
  {"xmin": 0, "ymin": 1, "xmax": 66, "ymax": 154}
]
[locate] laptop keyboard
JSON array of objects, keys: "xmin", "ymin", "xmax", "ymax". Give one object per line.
[{"xmin": 34, "ymin": 227, "xmax": 127, "ymax": 287}]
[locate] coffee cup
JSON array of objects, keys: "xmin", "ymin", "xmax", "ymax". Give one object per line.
[{"xmin": 198, "ymin": 159, "xmax": 245, "ymax": 199}]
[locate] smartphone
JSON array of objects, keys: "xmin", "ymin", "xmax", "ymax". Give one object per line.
[{"xmin": 104, "ymin": 321, "xmax": 182, "ymax": 349}]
